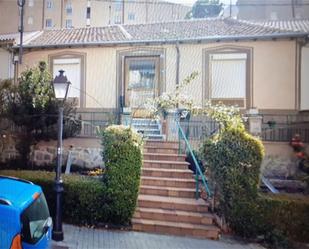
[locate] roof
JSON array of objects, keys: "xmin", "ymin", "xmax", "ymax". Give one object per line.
[
  {"xmin": 0, "ymin": 31, "xmax": 41, "ymax": 44},
  {"xmin": 0, "ymin": 176, "xmax": 41, "ymax": 212},
  {"xmin": 244, "ymin": 19, "xmax": 309, "ymax": 33},
  {"xmin": 10, "ymin": 18, "xmax": 308, "ymax": 48}
]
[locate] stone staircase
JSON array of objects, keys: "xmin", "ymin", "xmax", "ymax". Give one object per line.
[
  {"xmin": 131, "ymin": 118, "xmax": 165, "ymax": 140},
  {"xmin": 132, "ymin": 140, "xmax": 220, "ymax": 239}
]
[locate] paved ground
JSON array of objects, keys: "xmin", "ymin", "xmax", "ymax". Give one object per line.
[{"xmin": 52, "ymin": 224, "xmax": 265, "ymax": 249}]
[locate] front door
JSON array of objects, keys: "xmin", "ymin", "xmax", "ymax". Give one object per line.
[{"xmin": 124, "ymin": 56, "xmax": 160, "ymax": 117}]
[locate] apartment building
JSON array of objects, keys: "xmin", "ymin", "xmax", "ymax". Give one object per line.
[
  {"xmin": 237, "ymin": 0, "xmax": 309, "ymax": 20},
  {"xmin": 0, "ymin": 0, "xmax": 190, "ymax": 34}
]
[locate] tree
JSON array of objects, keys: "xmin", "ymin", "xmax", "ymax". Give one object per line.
[
  {"xmin": 2, "ymin": 62, "xmax": 81, "ymax": 166},
  {"xmin": 186, "ymin": 0, "xmax": 223, "ymax": 19}
]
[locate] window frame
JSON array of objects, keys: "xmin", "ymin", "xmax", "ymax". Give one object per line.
[
  {"xmin": 49, "ymin": 52, "xmax": 86, "ymax": 108},
  {"xmin": 46, "ymin": 0, "xmax": 53, "ymax": 9},
  {"xmin": 45, "ymin": 19, "xmax": 53, "ymax": 28},
  {"xmin": 203, "ymin": 46, "xmax": 252, "ymax": 109},
  {"xmin": 117, "ymin": 48, "xmax": 166, "ymax": 110}
]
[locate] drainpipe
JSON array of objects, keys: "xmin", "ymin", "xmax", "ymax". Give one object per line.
[
  {"xmin": 175, "ymin": 41, "xmax": 180, "ymax": 111},
  {"xmin": 17, "ymin": 0, "xmax": 25, "ymax": 64},
  {"xmin": 176, "ymin": 41, "xmax": 180, "ymax": 87}
]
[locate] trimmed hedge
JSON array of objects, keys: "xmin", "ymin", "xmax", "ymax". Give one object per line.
[
  {"xmin": 101, "ymin": 125, "xmax": 143, "ymax": 224},
  {"xmin": 259, "ymin": 193, "xmax": 309, "ymax": 244},
  {"xmin": 0, "ymin": 126, "xmax": 143, "ymax": 226},
  {"xmin": 202, "ymin": 127, "xmax": 265, "ymax": 238},
  {"xmin": 0, "ymin": 170, "xmax": 106, "ymax": 225}
]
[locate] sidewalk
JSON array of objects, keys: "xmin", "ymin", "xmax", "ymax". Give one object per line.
[{"xmin": 52, "ymin": 224, "xmax": 265, "ymax": 249}]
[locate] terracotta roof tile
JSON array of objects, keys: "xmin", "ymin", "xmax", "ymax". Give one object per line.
[
  {"xmin": 22, "ymin": 18, "xmax": 306, "ymax": 48},
  {"xmin": 244, "ymin": 19, "xmax": 309, "ymax": 33}
]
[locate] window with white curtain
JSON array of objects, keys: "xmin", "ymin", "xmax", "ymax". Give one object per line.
[
  {"xmin": 53, "ymin": 58, "xmax": 81, "ymax": 102},
  {"xmin": 209, "ymin": 53, "xmax": 247, "ymax": 107}
]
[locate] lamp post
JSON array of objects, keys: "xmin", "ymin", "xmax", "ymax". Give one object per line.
[{"xmin": 52, "ymin": 70, "xmax": 71, "ymax": 241}]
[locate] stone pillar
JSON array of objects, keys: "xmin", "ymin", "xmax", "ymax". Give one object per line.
[
  {"xmin": 166, "ymin": 110, "xmax": 178, "ymax": 141},
  {"xmin": 120, "ymin": 107, "xmax": 132, "ymax": 126},
  {"xmin": 247, "ymin": 109, "xmax": 263, "ymax": 136}
]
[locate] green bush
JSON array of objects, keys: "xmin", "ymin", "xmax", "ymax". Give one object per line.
[
  {"xmin": 202, "ymin": 127, "xmax": 264, "ymax": 237},
  {"xmin": 259, "ymin": 193, "xmax": 309, "ymax": 244},
  {"xmin": 0, "ymin": 170, "xmax": 106, "ymax": 225},
  {"xmin": 199, "ymin": 103, "xmax": 264, "ymax": 238},
  {"xmin": 101, "ymin": 125, "xmax": 143, "ymax": 224}
]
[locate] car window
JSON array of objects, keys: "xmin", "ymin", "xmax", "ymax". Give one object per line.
[{"xmin": 21, "ymin": 193, "xmax": 50, "ymax": 244}]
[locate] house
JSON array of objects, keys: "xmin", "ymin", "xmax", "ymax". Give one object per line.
[
  {"xmin": 0, "ymin": 0, "xmax": 190, "ymax": 33},
  {"xmin": 237, "ymin": 0, "xmax": 309, "ymax": 20},
  {"xmin": 10, "ymin": 18, "xmax": 308, "ymax": 116},
  {"xmin": 0, "ymin": 17, "xmax": 308, "ymax": 171}
]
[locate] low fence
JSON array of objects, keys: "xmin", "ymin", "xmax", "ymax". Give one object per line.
[
  {"xmin": 261, "ymin": 114, "xmax": 309, "ymax": 143},
  {"xmin": 76, "ymin": 111, "xmax": 118, "ymax": 137}
]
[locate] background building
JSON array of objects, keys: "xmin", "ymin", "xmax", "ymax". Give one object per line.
[
  {"xmin": 237, "ymin": 0, "xmax": 309, "ymax": 20},
  {"xmin": 0, "ymin": 0, "xmax": 190, "ymax": 34}
]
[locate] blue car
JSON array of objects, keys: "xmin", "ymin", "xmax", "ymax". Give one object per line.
[{"xmin": 0, "ymin": 175, "xmax": 52, "ymax": 249}]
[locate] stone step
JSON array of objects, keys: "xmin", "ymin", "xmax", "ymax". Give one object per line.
[
  {"xmin": 137, "ymin": 129, "xmax": 161, "ymax": 135},
  {"xmin": 143, "ymin": 153, "xmax": 186, "ymax": 162},
  {"xmin": 144, "ymin": 146, "xmax": 179, "ymax": 154},
  {"xmin": 134, "ymin": 207, "xmax": 214, "ymax": 225},
  {"xmin": 143, "ymin": 134, "xmax": 165, "ymax": 141},
  {"xmin": 142, "ymin": 168, "xmax": 193, "ymax": 179},
  {"xmin": 140, "ymin": 185, "xmax": 198, "ymax": 198},
  {"xmin": 132, "ymin": 218, "xmax": 219, "ymax": 239},
  {"xmin": 137, "ymin": 195, "xmax": 209, "ymax": 212},
  {"xmin": 145, "ymin": 140, "xmax": 179, "ymax": 149},
  {"xmin": 143, "ymin": 160, "xmax": 189, "ymax": 170},
  {"xmin": 132, "ymin": 119, "xmax": 158, "ymax": 125},
  {"xmin": 133, "ymin": 124, "xmax": 159, "ymax": 130},
  {"xmin": 141, "ymin": 176, "xmax": 196, "ymax": 188}
]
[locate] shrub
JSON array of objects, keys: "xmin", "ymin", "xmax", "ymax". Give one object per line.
[
  {"xmin": 202, "ymin": 128, "xmax": 264, "ymax": 237},
  {"xmin": 0, "ymin": 170, "xmax": 106, "ymax": 225},
  {"xmin": 259, "ymin": 193, "xmax": 309, "ymax": 244},
  {"xmin": 200, "ymin": 103, "xmax": 264, "ymax": 238},
  {"xmin": 101, "ymin": 125, "xmax": 143, "ymax": 224}
]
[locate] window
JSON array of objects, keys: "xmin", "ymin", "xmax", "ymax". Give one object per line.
[
  {"xmin": 86, "ymin": 7, "xmax": 91, "ymax": 19},
  {"xmin": 301, "ymin": 47, "xmax": 309, "ymax": 110},
  {"xmin": 66, "ymin": 19, "xmax": 72, "ymax": 28},
  {"xmin": 114, "ymin": 0, "xmax": 122, "ymax": 11},
  {"xmin": 28, "ymin": 0, "xmax": 34, "ymax": 7},
  {"xmin": 66, "ymin": 2, "xmax": 72, "ymax": 15},
  {"xmin": 124, "ymin": 57, "xmax": 160, "ymax": 108},
  {"xmin": 128, "ymin": 12, "xmax": 135, "ymax": 21},
  {"xmin": 46, "ymin": 1, "xmax": 53, "ymax": 9},
  {"xmin": 27, "ymin": 17, "xmax": 33, "ymax": 25},
  {"xmin": 45, "ymin": 19, "xmax": 52, "ymax": 28},
  {"xmin": 21, "ymin": 194, "xmax": 50, "ymax": 244},
  {"xmin": 114, "ymin": 15, "xmax": 122, "ymax": 24},
  {"xmin": 270, "ymin": 11, "xmax": 278, "ymax": 20},
  {"xmin": 208, "ymin": 53, "xmax": 247, "ymax": 107},
  {"xmin": 53, "ymin": 58, "xmax": 81, "ymax": 101}
]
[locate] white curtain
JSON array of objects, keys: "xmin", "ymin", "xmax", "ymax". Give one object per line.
[
  {"xmin": 210, "ymin": 53, "xmax": 247, "ymax": 99},
  {"xmin": 53, "ymin": 58, "xmax": 81, "ymax": 99}
]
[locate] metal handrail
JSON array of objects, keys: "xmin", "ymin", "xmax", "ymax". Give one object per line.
[{"xmin": 175, "ymin": 119, "xmax": 212, "ymax": 199}]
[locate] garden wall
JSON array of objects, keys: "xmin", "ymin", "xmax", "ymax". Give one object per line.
[
  {"xmin": 261, "ymin": 141, "xmax": 309, "ymax": 178},
  {"xmin": 0, "ymin": 135, "xmax": 103, "ymax": 169}
]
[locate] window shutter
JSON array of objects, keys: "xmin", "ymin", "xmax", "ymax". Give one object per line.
[{"xmin": 210, "ymin": 53, "xmax": 247, "ymax": 107}]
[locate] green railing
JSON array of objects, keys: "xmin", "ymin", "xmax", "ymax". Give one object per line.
[{"xmin": 175, "ymin": 119, "xmax": 212, "ymax": 199}]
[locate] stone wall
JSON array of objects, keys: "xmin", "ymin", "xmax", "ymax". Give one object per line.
[
  {"xmin": 261, "ymin": 141, "xmax": 308, "ymax": 179},
  {"xmin": 0, "ymin": 136, "xmax": 103, "ymax": 169}
]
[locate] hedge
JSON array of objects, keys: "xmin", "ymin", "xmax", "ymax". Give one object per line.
[
  {"xmin": 259, "ymin": 193, "xmax": 309, "ymax": 244},
  {"xmin": 0, "ymin": 170, "xmax": 107, "ymax": 225},
  {"xmin": 101, "ymin": 125, "xmax": 143, "ymax": 224},
  {"xmin": 202, "ymin": 127, "xmax": 265, "ymax": 238},
  {"xmin": 0, "ymin": 126, "xmax": 143, "ymax": 226}
]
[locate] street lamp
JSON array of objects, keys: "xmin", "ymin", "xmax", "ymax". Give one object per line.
[{"xmin": 51, "ymin": 70, "xmax": 70, "ymax": 241}]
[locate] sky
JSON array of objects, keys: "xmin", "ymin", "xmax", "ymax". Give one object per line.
[{"xmin": 166, "ymin": 0, "xmax": 237, "ymax": 6}]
